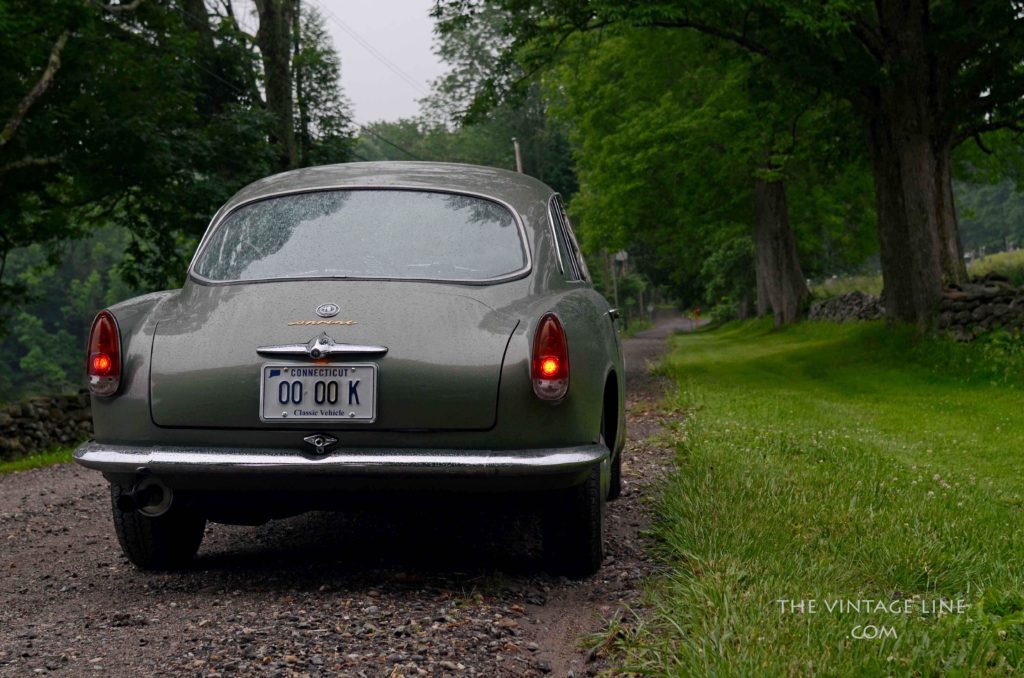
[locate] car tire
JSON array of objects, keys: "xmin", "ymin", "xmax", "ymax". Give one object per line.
[
  {"xmin": 599, "ymin": 412, "xmax": 622, "ymax": 501},
  {"xmin": 607, "ymin": 449, "xmax": 623, "ymax": 501},
  {"xmin": 110, "ymin": 484, "xmax": 206, "ymax": 570},
  {"xmin": 542, "ymin": 465, "xmax": 604, "ymax": 577}
]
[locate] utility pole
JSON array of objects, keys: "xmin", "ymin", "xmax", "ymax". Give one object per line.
[
  {"xmin": 614, "ymin": 250, "xmax": 628, "ymax": 326},
  {"xmin": 512, "ymin": 137, "xmax": 523, "ymax": 173},
  {"xmin": 607, "ymin": 251, "xmax": 619, "ymax": 309}
]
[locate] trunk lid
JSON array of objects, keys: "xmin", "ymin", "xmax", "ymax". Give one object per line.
[{"xmin": 149, "ymin": 281, "xmax": 517, "ymax": 430}]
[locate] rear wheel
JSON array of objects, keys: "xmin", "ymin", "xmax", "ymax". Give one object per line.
[
  {"xmin": 110, "ymin": 484, "xmax": 206, "ymax": 570},
  {"xmin": 542, "ymin": 465, "xmax": 604, "ymax": 577},
  {"xmin": 607, "ymin": 450, "xmax": 623, "ymax": 501},
  {"xmin": 600, "ymin": 411, "xmax": 622, "ymax": 501}
]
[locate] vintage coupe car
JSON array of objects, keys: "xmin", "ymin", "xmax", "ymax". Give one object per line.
[{"xmin": 74, "ymin": 162, "xmax": 625, "ymax": 575}]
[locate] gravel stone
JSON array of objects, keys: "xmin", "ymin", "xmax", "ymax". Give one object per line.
[{"xmin": 0, "ymin": 312, "xmax": 693, "ymax": 677}]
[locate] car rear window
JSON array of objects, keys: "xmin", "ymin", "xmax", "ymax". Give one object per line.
[{"xmin": 192, "ymin": 189, "xmax": 528, "ymax": 282}]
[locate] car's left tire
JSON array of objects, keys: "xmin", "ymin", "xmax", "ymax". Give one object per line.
[
  {"xmin": 599, "ymin": 413, "xmax": 622, "ymax": 501},
  {"xmin": 607, "ymin": 449, "xmax": 623, "ymax": 501},
  {"xmin": 110, "ymin": 484, "xmax": 206, "ymax": 570},
  {"xmin": 542, "ymin": 465, "xmax": 605, "ymax": 577}
]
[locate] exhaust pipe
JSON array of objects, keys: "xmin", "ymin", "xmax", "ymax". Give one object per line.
[{"xmin": 116, "ymin": 478, "xmax": 173, "ymax": 517}]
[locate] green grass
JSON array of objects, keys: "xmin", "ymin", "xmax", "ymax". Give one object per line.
[
  {"xmin": 0, "ymin": 447, "xmax": 73, "ymax": 474},
  {"xmin": 610, "ymin": 320, "xmax": 1024, "ymax": 676},
  {"xmin": 811, "ymin": 249, "xmax": 1024, "ymax": 298},
  {"xmin": 812, "ymin": 273, "xmax": 884, "ymax": 299},
  {"xmin": 622, "ymin": 319, "xmax": 655, "ymax": 338},
  {"xmin": 971, "ymin": 250, "xmax": 1024, "ymax": 286}
]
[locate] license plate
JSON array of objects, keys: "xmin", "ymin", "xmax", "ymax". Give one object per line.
[{"xmin": 260, "ymin": 364, "xmax": 377, "ymax": 422}]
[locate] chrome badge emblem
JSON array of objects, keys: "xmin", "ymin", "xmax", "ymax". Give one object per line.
[
  {"xmin": 303, "ymin": 433, "xmax": 338, "ymax": 456},
  {"xmin": 316, "ymin": 303, "xmax": 340, "ymax": 318}
]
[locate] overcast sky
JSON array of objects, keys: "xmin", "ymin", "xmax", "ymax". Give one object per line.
[{"xmin": 311, "ymin": 0, "xmax": 447, "ymax": 124}]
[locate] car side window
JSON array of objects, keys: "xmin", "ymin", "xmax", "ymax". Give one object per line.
[
  {"xmin": 551, "ymin": 195, "xmax": 590, "ymax": 282},
  {"xmin": 549, "ymin": 195, "xmax": 579, "ymax": 280}
]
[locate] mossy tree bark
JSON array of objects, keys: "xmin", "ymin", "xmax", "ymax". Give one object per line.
[
  {"xmin": 254, "ymin": 0, "xmax": 299, "ymax": 171},
  {"xmin": 861, "ymin": 0, "xmax": 967, "ymax": 326},
  {"xmin": 753, "ymin": 175, "xmax": 808, "ymax": 327}
]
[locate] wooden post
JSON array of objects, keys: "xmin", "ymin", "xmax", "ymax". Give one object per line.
[
  {"xmin": 512, "ymin": 137, "xmax": 523, "ymax": 173},
  {"xmin": 608, "ymin": 252, "xmax": 619, "ymax": 309}
]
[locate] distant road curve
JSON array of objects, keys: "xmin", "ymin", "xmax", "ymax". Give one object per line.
[{"xmin": 632, "ymin": 309, "xmax": 707, "ymax": 339}]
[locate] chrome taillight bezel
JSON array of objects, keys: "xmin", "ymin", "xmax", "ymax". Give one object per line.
[
  {"xmin": 531, "ymin": 312, "xmax": 569, "ymax": 401},
  {"xmin": 87, "ymin": 310, "xmax": 121, "ymax": 397}
]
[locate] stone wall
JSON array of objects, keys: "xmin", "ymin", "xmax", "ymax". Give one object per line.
[
  {"xmin": 939, "ymin": 279, "xmax": 1024, "ymax": 341},
  {"xmin": 808, "ymin": 291, "xmax": 885, "ymax": 322},
  {"xmin": 0, "ymin": 392, "xmax": 92, "ymax": 462},
  {"xmin": 809, "ymin": 276, "xmax": 1024, "ymax": 341}
]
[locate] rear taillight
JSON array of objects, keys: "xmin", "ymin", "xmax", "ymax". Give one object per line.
[
  {"xmin": 532, "ymin": 313, "xmax": 569, "ymax": 401},
  {"xmin": 87, "ymin": 310, "xmax": 121, "ymax": 397}
]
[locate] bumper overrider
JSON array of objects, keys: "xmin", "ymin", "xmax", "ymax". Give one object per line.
[{"xmin": 73, "ymin": 442, "xmax": 609, "ymax": 492}]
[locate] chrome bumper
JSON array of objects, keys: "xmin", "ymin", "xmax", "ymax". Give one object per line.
[{"xmin": 73, "ymin": 442, "xmax": 607, "ymax": 487}]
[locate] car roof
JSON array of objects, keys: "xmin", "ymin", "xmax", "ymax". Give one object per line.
[{"xmin": 220, "ymin": 161, "xmax": 557, "ymax": 216}]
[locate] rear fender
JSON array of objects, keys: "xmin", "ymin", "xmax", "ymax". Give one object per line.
[
  {"xmin": 493, "ymin": 289, "xmax": 619, "ymax": 448},
  {"xmin": 91, "ymin": 290, "xmax": 178, "ymax": 442}
]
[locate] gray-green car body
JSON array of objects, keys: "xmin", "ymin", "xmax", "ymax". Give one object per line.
[{"xmin": 74, "ymin": 163, "xmax": 625, "ymax": 518}]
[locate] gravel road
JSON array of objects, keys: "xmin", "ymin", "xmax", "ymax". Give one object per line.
[{"xmin": 0, "ymin": 313, "xmax": 690, "ymax": 678}]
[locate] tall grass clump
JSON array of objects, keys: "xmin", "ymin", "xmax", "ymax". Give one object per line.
[{"xmin": 610, "ymin": 320, "xmax": 1024, "ymax": 676}]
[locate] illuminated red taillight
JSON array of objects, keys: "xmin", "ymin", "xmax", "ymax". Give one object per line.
[
  {"xmin": 532, "ymin": 313, "xmax": 569, "ymax": 401},
  {"xmin": 91, "ymin": 354, "xmax": 112, "ymax": 374},
  {"xmin": 87, "ymin": 310, "xmax": 121, "ymax": 397}
]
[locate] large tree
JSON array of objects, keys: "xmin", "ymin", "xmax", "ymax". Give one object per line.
[
  {"xmin": 0, "ymin": 0, "xmax": 271, "ymax": 295},
  {"xmin": 0, "ymin": 0, "xmax": 353, "ymax": 324},
  {"xmin": 254, "ymin": 0, "xmax": 299, "ymax": 170},
  {"xmin": 292, "ymin": 5, "xmax": 355, "ymax": 166},
  {"xmin": 354, "ymin": 5, "xmax": 576, "ymax": 195},
  {"xmin": 544, "ymin": 28, "xmax": 873, "ymax": 323},
  {"xmin": 418, "ymin": 2, "xmax": 577, "ymax": 194},
  {"xmin": 436, "ymin": 0, "xmax": 1024, "ymax": 326}
]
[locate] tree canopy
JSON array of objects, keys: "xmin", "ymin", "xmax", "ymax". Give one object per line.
[
  {"xmin": 0, "ymin": 0, "xmax": 354, "ymax": 313},
  {"xmin": 2, "ymin": 0, "xmax": 1024, "ymax": 400},
  {"xmin": 435, "ymin": 0, "xmax": 1024, "ymax": 325},
  {"xmin": 0, "ymin": 0, "xmax": 356, "ymax": 396}
]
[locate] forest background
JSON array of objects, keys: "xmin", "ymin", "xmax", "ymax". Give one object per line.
[{"xmin": 2, "ymin": 0, "xmax": 1024, "ymax": 400}]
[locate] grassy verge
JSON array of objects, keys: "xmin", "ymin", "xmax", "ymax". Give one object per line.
[
  {"xmin": 812, "ymin": 273, "xmax": 884, "ymax": 299},
  {"xmin": 611, "ymin": 320, "xmax": 1024, "ymax": 675},
  {"xmin": 971, "ymin": 249, "xmax": 1024, "ymax": 286},
  {"xmin": 811, "ymin": 249, "xmax": 1024, "ymax": 298},
  {"xmin": 0, "ymin": 447, "xmax": 73, "ymax": 474},
  {"xmin": 621, "ymin": 319, "xmax": 655, "ymax": 338}
]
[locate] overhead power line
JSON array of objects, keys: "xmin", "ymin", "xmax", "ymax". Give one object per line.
[
  {"xmin": 357, "ymin": 125, "xmax": 423, "ymax": 160},
  {"xmin": 307, "ymin": 0, "xmax": 430, "ymax": 96},
  {"xmin": 111, "ymin": 6, "xmax": 426, "ymax": 164}
]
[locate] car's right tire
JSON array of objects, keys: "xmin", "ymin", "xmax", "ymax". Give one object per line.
[
  {"xmin": 110, "ymin": 484, "xmax": 206, "ymax": 570},
  {"xmin": 542, "ymin": 465, "xmax": 604, "ymax": 577},
  {"xmin": 607, "ymin": 450, "xmax": 623, "ymax": 501}
]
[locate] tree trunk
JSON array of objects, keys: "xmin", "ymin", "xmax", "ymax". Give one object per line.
[
  {"xmin": 753, "ymin": 175, "xmax": 808, "ymax": 327},
  {"xmin": 180, "ymin": 0, "xmax": 224, "ymax": 115},
  {"xmin": 738, "ymin": 290, "xmax": 754, "ymax": 320},
  {"xmin": 292, "ymin": 6, "xmax": 312, "ymax": 166},
  {"xmin": 755, "ymin": 256, "xmax": 769, "ymax": 318},
  {"xmin": 255, "ymin": 0, "xmax": 299, "ymax": 171},
  {"xmin": 866, "ymin": 117, "xmax": 946, "ymax": 326},
  {"xmin": 862, "ymin": 0, "xmax": 966, "ymax": 327},
  {"xmin": 935, "ymin": 143, "xmax": 966, "ymax": 283}
]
